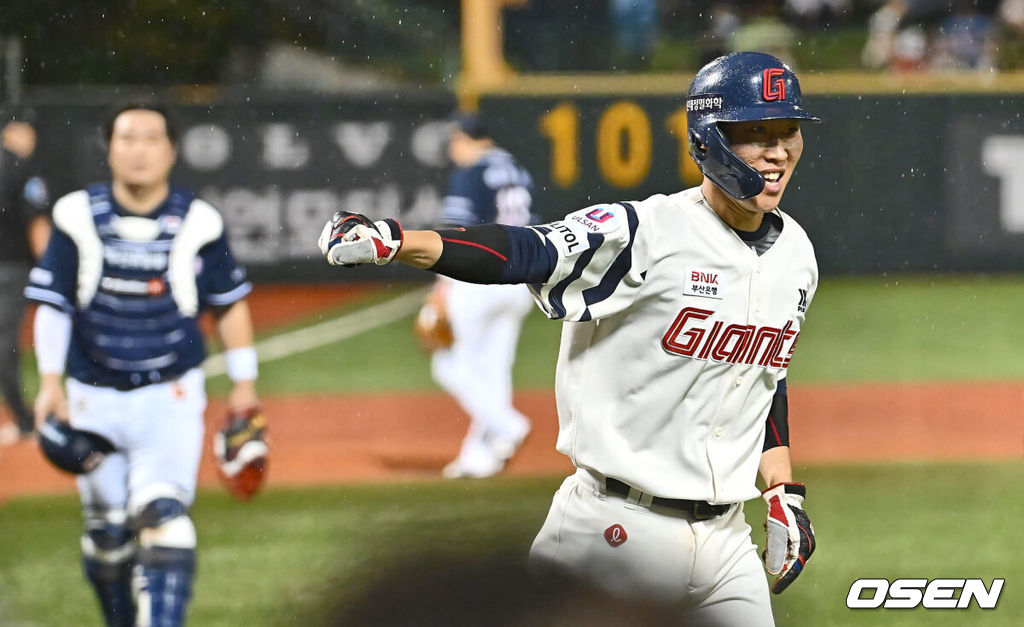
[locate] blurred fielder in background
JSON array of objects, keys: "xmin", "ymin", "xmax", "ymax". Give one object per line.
[
  {"xmin": 0, "ymin": 108, "xmax": 51, "ymax": 445},
  {"xmin": 415, "ymin": 112, "xmax": 536, "ymax": 479},
  {"xmin": 319, "ymin": 51, "xmax": 818, "ymax": 625},
  {"xmin": 27, "ymin": 101, "xmax": 266, "ymax": 626}
]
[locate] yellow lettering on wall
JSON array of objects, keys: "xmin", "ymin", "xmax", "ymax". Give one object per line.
[
  {"xmin": 666, "ymin": 109, "xmax": 703, "ymax": 186},
  {"xmin": 597, "ymin": 101, "xmax": 651, "ymax": 188},
  {"xmin": 539, "ymin": 102, "xmax": 580, "ymax": 188}
]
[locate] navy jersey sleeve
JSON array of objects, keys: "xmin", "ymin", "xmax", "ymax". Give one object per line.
[
  {"xmin": 20, "ymin": 172, "xmax": 50, "ymax": 219},
  {"xmin": 24, "ymin": 227, "xmax": 78, "ymax": 312},
  {"xmin": 441, "ymin": 167, "xmax": 488, "ymax": 226},
  {"xmin": 7, "ymin": 156, "xmax": 50, "ymax": 220},
  {"xmin": 197, "ymin": 233, "xmax": 252, "ymax": 308}
]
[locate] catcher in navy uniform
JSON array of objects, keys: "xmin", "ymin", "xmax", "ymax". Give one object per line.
[{"xmin": 27, "ymin": 102, "xmax": 267, "ymax": 626}]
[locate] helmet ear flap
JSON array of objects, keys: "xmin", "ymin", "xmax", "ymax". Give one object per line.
[
  {"xmin": 701, "ymin": 125, "xmax": 765, "ymax": 200},
  {"xmin": 688, "ymin": 129, "xmax": 708, "ymax": 164}
]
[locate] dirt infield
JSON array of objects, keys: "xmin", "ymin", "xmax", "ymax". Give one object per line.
[{"xmin": 2, "ymin": 381, "xmax": 1022, "ymax": 502}]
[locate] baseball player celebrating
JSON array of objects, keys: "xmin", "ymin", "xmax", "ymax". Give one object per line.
[
  {"xmin": 425, "ymin": 113, "xmax": 536, "ymax": 478},
  {"xmin": 318, "ymin": 51, "xmax": 817, "ymax": 625},
  {"xmin": 27, "ymin": 102, "xmax": 262, "ymax": 626}
]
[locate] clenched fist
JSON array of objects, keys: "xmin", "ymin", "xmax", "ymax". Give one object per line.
[{"xmin": 317, "ymin": 211, "xmax": 403, "ymax": 266}]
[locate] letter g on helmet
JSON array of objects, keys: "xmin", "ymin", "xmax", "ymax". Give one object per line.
[{"xmin": 686, "ymin": 51, "xmax": 820, "ymax": 200}]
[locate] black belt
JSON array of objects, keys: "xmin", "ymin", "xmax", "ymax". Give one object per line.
[{"xmin": 604, "ymin": 478, "xmax": 730, "ymax": 520}]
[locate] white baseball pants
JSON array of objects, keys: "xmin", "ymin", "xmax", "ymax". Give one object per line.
[
  {"xmin": 68, "ymin": 368, "xmax": 207, "ymax": 514},
  {"xmin": 530, "ymin": 469, "xmax": 774, "ymax": 627},
  {"xmin": 431, "ymin": 280, "xmax": 534, "ymax": 445}
]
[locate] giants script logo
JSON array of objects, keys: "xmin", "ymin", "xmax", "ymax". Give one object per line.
[
  {"xmin": 762, "ymin": 68, "xmax": 786, "ymax": 101},
  {"xmin": 662, "ymin": 307, "xmax": 800, "ymax": 369}
]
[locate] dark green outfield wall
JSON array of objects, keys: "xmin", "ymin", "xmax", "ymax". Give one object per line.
[
  {"xmin": 21, "ymin": 91, "xmax": 1024, "ymax": 278},
  {"xmin": 478, "ymin": 93, "xmax": 1024, "ymax": 274}
]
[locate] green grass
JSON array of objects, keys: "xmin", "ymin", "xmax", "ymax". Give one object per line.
[
  {"xmin": 21, "ymin": 275, "xmax": 1022, "ymax": 398},
  {"xmin": 7, "ymin": 275, "xmax": 1024, "ymax": 625},
  {"xmin": 789, "ymin": 274, "xmax": 1024, "ymax": 384},
  {"xmin": 1, "ymin": 462, "xmax": 1021, "ymax": 626},
  {"xmin": 207, "ymin": 284, "xmax": 562, "ymax": 396},
  {"xmin": 203, "ymin": 274, "xmax": 1024, "ymax": 396}
]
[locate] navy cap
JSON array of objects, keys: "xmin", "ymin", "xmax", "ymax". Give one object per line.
[{"xmin": 448, "ymin": 111, "xmax": 489, "ymax": 139}]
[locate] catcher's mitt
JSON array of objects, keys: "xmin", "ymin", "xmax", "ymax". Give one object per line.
[
  {"xmin": 413, "ymin": 287, "xmax": 454, "ymax": 351},
  {"xmin": 213, "ymin": 407, "xmax": 268, "ymax": 501}
]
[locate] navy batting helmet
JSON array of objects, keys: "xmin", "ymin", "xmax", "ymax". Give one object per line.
[
  {"xmin": 38, "ymin": 415, "xmax": 115, "ymax": 474},
  {"xmin": 686, "ymin": 52, "xmax": 820, "ymax": 200}
]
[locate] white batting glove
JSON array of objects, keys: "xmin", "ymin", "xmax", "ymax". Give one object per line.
[
  {"xmin": 317, "ymin": 211, "xmax": 403, "ymax": 266},
  {"xmin": 761, "ymin": 482, "xmax": 815, "ymax": 594}
]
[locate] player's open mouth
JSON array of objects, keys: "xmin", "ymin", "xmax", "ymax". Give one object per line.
[{"xmin": 763, "ymin": 171, "xmax": 782, "ymax": 183}]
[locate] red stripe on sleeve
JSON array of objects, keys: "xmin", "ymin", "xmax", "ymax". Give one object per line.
[
  {"xmin": 767, "ymin": 415, "xmax": 783, "ymax": 447},
  {"xmin": 440, "ymin": 237, "xmax": 508, "ymax": 261}
]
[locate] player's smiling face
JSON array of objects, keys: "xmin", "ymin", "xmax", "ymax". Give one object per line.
[
  {"xmin": 718, "ymin": 118, "xmax": 804, "ymax": 216},
  {"xmin": 108, "ymin": 109, "xmax": 177, "ymax": 189}
]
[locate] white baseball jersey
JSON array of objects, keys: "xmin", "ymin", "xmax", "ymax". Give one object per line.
[{"xmin": 528, "ymin": 186, "xmax": 817, "ymax": 504}]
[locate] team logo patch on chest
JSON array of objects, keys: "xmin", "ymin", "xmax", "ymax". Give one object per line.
[{"xmin": 685, "ymin": 269, "xmax": 723, "ymax": 300}]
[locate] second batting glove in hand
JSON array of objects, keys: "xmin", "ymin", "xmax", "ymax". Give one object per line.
[
  {"xmin": 317, "ymin": 211, "xmax": 403, "ymax": 266},
  {"xmin": 761, "ymin": 482, "xmax": 815, "ymax": 594}
]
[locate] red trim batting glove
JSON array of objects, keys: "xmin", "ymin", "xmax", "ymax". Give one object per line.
[
  {"xmin": 761, "ymin": 482, "xmax": 815, "ymax": 594},
  {"xmin": 317, "ymin": 211, "xmax": 403, "ymax": 266}
]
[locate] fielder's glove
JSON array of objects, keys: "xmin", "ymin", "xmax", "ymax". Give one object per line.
[
  {"xmin": 213, "ymin": 407, "xmax": 269, "ymax": 501},
  {"xmin": 413, "ymin": 284, "xmax": 454, "ymax": 352},
  {"xmin": 317, "ymin": 211, "xmax": 403, "ymax": 266},
  {"xmin": 761, "ymin": 482, "xmax": 815, "ymax": 594}
]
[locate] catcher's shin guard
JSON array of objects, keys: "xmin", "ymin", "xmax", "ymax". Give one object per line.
[
  {"xmin": 133, "ymin": 498, "xmax": 197, "ymax": 627},
  {"xmin": 134, "ymin": 547, "xmax": 195, "ymax": 627},
  {"xmin": 81, "ymin": 516, "xmax": 137, "ymax": 627}
]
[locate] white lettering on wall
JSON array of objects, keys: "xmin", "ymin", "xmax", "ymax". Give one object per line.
[
  {"xmin": 181, "ymin": 125, "xmax": 232, "ymax": 171},
  {"xmin": 332, "ymin": 122, "xmax": 392, "ymax": 167},
  {"xmin": 262, "ymin": 123, "xmax": 310, "ymax": 169},
  {"xmin": 981, "ymin": 135, "xmax": 1024, "ymax": 233},
  {"xmin": 410, "ymin": 120, "xmax": 450, "ymax": 167}
]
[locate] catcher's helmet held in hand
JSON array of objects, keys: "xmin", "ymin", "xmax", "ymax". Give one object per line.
[
  {"xmin": 686, "ymin": 51, "xmax": 820, "ymax": 200},
  {"xmin": 38, "ymin": 415, "xmax": 115, "ymax": 474}
]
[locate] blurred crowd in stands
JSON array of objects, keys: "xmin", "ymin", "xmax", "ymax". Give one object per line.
[
  {"xmin": 860, "ymin": 0, "xmax": 1022, "ymax": 72},
  {"xmin": 505, "ymin": 0, "xmax": 1024, "ymax": 73}
]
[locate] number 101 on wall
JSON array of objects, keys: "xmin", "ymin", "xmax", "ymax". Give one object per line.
[{"xmin": 539, "ymin": 100, "xmax": 703, "ymax": 189}]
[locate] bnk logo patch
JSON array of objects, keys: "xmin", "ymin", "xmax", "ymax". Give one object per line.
[{"xmin": 685, "ymin": 269, "xmax": 723, "ymax": 300}]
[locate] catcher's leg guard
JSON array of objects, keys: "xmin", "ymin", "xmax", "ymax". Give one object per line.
[
  {"xmin": 81, "ymin": 508, "xmax": 137, "ymax": 627},
  {"xmin": 133, "ymin": 497, "xmax": 196, "ymax": 627}
]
